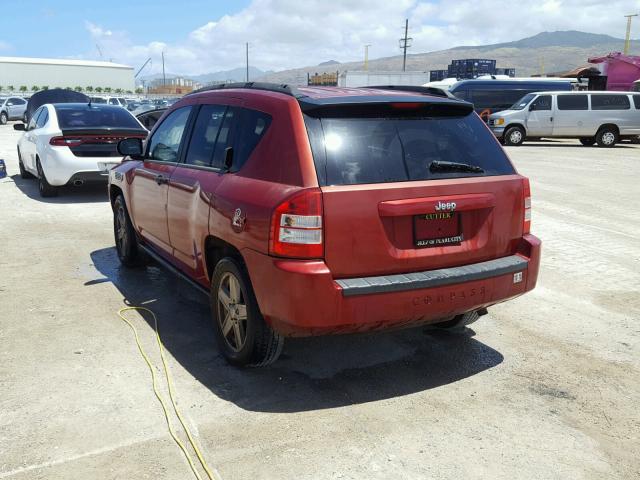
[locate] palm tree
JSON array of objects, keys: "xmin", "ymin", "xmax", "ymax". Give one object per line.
[
  {"xmin": 104, "ymin": 87, "xmax": 112, "ymax": 93},
  {"xmin": 8, "ymin": 85, "xmax": 14, "ymax": 92},
  {"xmin": 19, "ymin": 85, "xmax": 28, "ymax": 92},
  {"xmin": 74, "ymin": 86, "xmax": 83, "ymax": 92},
  {"xmin": 86, "ymin": 86, "xmax": 94, "ymax": 93},
  {"xmin": 135, "ymin": 88, "xmax": 143, "ymax": 94},
  {"xmin": 42, "ymin": 86, "xmax": 49, "ymax": 90},
  {"xmin": 95, "ymin": 87, "xmax": 103, "ymax": 93},
  {"xmin": 31, "ymin": 86, "xmax": 39, "ymax": 92},
  {"xmin": 114, "ymin": 88, "xmax": 123, "ymax": 94},
  {"xmin": 126, "ymin": 90, "xmax": 133, "ymax": 94}
]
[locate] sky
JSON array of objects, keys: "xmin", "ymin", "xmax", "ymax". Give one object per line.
[{"xmin": 0, "ymin": 0, "xmax": 638, "ymax": 75}]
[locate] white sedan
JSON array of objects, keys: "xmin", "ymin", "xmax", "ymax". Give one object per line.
[{"xmin": 15, "ymin": 103, "xmax": 147, "ymax": 197}]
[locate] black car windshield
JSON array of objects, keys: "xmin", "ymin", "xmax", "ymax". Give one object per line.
[
  {"xmin": 305, "ymin": 111, "xmax": 515, "ymax": 186},
  {"xmin": 510, "ymin": 93, "xmax": 536, "ymax": 110},
  {"xmin": 54, "ymin": 104, "xmax": 141, "ymax": 129}
]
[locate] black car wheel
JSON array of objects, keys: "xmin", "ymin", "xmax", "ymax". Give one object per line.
[
  {"xmin": 0, "ymin": 112, "xmax": 7, "ymax": 125},
  {"xmin": 211, "ymin": 257, "xmax": 283, "ymax": 367},
  {"xmin": 17, "ymin": 148, "xmax": 33, "ymax": 179},
  {"xmin": 113, "ymin": 194, "xmax": 140, "ymax": 267},
  {"xmin": 504, "ymin": 126, "xmax": 525, "ymax": 146},
  {"xmin": 36, "ymin": 159, "xmax": 58, "ymax": 197}
]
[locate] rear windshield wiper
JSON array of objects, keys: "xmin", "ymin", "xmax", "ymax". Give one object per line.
[{"xmin": 429, "ymin": 160, "xmax": 484, "ymax": 174}]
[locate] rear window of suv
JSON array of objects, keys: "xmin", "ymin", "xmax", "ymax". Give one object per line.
[{"xmin": 305, "ymin": 110, "xmax": 515, "ymax": 186}]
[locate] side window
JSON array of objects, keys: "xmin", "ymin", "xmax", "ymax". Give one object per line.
[
  {"xmin": 28, "ymin": 108, "xmax": 42, "ymax": 130},
  {"xmin": 211, "ymin": 107, "xmax": 239, "ymax": 169},
  {"xmin": 233, "ymin": 108, "xmax": 272, "ymax": 171},
  {"xmin": 35, "ymin": 108, "xmax": 49, "ymax": 128},
  {"xmin": 184, "ymin": 104, "xmax": 227, "ymax": 167},
  {"xmin": 6, "ymin": 98, "xmax": 16, "ymax": 106},
  {"xmin": 14, "ymin": 98, "xmax": 26, "ymax": 105},
  {"xmin": 453, "ymin": 89, "xmax": 468, "ymax": 101},
  {"xmin": 634, "ymin": 95, "xmax": 640, "ymax": 109},
  {"xmin": 147, "ymin": 106, "xmax": 192, "ymax": 162},
  {"xmin": 591, "ymin": 95, "xmax": 630, "ymax": 110},
  {"xmin": 532, "ymin": 95, "xmax": 551, "ymax": 110},
  {"xmin": 557, "ymin": 95, "xmax": 588, "ymax": 110},
  {"xmin": 109, "ymin": 98, "xmax": 119, "ymax": 105}
]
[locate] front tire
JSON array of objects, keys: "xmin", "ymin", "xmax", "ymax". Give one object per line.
[
  {"xmin": 504, "ymin": 126, "xmax": 525, "ymax": 146},
  {"xmin": 36, "ymin": 159, "xmax": 58, "ymax": 197},
  {"xmin": 579, "ymin": 137, "xmax": 596, "ymax": 146},
  {"xmin": 596, "ymin": 127, "xmax": 618, "ymax": 148},
  {"xmin": 0, "ymin": 112, "xmax": 7, "ymax": 125},
  {"xmin": 113, "ymin": 194, "xmax": 140, "ymax": 267},
  {"xmin": 211, "ymin": 257, "xmax": 283, "ymax": 367},
  {"xmin": 17, "ymin": 148, "xmax": 33, "ymax": 179}
]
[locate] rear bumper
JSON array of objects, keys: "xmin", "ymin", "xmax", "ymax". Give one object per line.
[
  {"xmin": 243, "ymin": 234, "xmax": 541, "ymax": 336},
  {"xmin": 42, "ymin": 146, "xmax": 122, "ymax": 186}
]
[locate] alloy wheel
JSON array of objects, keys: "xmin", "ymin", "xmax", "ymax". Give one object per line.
[{"xmin": 217, "ymin": 272, "xmax": 248, "ymax": 352}]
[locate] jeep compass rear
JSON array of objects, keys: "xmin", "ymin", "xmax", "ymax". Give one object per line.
[{"xmin": 109, "ymin": 83, "xmax": 541, "ymax": 367}]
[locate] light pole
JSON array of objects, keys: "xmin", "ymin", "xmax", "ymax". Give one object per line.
[
  {"xmin": 364, "ymin": 44, "xmax": 371, "ymax": 71},
  {"xmin": 624, "ymin": 14, "xmax": 638, "ymax": 54}
]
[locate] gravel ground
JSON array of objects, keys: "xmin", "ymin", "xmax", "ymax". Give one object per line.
[{"xmin": 0, "ymin": 125, "xmax": 638, "ymax": 480}]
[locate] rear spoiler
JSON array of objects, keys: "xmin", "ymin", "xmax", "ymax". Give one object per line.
[
  {"xmin": 365, "ymin": 85, "xmax": 456, "ymax": 99},
  {"xmin": 60, "ymin": 128, "xmax": 147, "ymax": 137}
]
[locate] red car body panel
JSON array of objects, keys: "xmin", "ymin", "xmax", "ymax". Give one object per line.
[{"xmin": 110, "ymin": 86, "xmax": 541, "ymax": 337}]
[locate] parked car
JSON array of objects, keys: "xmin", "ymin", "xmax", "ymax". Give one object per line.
[
  {"xmin": 109, "ymin": 83, "xmax": 541, "ymax": 367},
  {"xmin": 0, "ymin": 96, "xmax": 28, "ymax": 124},
  {"xmin": 489, "ymin": 91, "xmax": 640, "ymax": 146},
  {"xmin": 15, "ymin": 103, "xmax": 146, "ymax": 197},
  {"xmin": 450, "ymin": 78, "xmax": 572, "ymax": 120}
]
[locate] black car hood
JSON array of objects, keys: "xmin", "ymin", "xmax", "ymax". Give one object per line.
[{"xmin": 26, "ymin": 89, "xmax": 89, "ymax": 122}]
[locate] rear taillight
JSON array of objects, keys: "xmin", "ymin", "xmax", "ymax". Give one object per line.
[
  {"xmin": 269, "ymin": 188, "xmax": 323, "ymax": 258},
  {"xmin": 49, "ymin": 136, "xmax": 84, "ymax": 146},
  {"xmin": 523, "ymin": 178, "xmax": 532, "ymax": 234}
]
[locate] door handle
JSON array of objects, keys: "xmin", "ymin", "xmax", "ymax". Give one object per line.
[
  {"xmin": 550, "ymin": 117, "xmax": 553, "ymax": 122},
  {"xmin": 154, "ymin": 174, "xmax": 169, "ymax": 185}
]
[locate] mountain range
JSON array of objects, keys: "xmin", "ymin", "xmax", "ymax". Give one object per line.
[{"xmin": 142, "ymin": 31, "xmax": 639, "ymax": 86}]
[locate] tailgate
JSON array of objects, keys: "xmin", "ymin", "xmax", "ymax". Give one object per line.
[{"xmin": 322, "ymin": 175, "xmax": 526, "ymax": 277}]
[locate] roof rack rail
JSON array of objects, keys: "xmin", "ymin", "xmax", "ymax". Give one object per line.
[
  {"xmin": 364, "ymin": 85, "xmax": 454, "ymax": 99},
  {"xmin": 188, "ymin": 81, "xmax": 307, "ymax": 99}
]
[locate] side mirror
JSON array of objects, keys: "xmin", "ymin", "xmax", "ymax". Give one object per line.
[
  {"xmin": 13, "ymin": 123, "xmax": 25, "ymax": 131},
  {"xmin": 528, "ymin": 103, "xmax": 536, "ymax": 112},
  {"xmin": 118, "ymin": 137, "xmax": 144, "ymax": 159}
]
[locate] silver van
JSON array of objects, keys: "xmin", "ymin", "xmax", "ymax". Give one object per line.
[{"xmin": 489, "ymin": 91, "xmax": 640, "ymax": 147}]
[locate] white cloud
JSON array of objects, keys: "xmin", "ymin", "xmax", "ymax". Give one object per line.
[{"xmin": 83, "ymin": 0, "xmax": 640, "ymax": 75}]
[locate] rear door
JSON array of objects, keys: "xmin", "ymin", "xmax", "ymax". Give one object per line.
[
  {"xmin": 129, "ymin": 105, "xmax": 193, "ymax": 255},
  {"xmin": 305, "ymin": 106, "xmax": 526, "ymax": 278},
  {"xmin": 525, "ymin": 94, "xmax": 554, "ymax": 136},
  {"xmin": 167, "ymin": 102, "xmax": 233, "ymax": 274}
]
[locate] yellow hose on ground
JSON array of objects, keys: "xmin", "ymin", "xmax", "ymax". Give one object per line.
[{"xmin": 118, "ymin": 307, "xmax": 221, "ymax": 480}]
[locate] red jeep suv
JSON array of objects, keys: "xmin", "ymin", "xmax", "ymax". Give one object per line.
[{"xmin": 109, "ymin": 83, "xmax": 541, "ymax": 367}]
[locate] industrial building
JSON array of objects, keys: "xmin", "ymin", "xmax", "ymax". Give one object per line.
[
  {"xmin": 430, "ymin": 59, "xmax": 516, "ymax": 81},
  {"xmin": 0, "ymin": 57, "xmax": 135, "ymax": 92}
]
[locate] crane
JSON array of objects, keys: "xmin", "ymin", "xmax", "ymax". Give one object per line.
[{"xmin": 135, "ymin": 58, "xmax": 152, "ymax": 78}]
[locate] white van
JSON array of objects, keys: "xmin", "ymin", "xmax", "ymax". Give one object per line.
[{"xmin": 489, "ymin": 91, "xmax": 640, "ymax": 147}]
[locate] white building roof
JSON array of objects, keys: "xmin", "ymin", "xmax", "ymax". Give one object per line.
[{"xmin": 0, "ymin": 56, "xmax": 133, "ymax": 70}]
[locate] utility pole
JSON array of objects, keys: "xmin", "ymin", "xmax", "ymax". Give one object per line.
[
  {"xmin": 624, "ymin": 14, "xmax": 638, "ymax": 54},
  {"xmin": 162, "ymin": 50, "xmax": 166, "ymax": 86},
  {"xmin": 399, "ymin": 19, "xmax": 412, "ymax": 72},
  {"xmin": 246, "ymin": 43, "xmax": 249, "ymax": 82},
  {"xmin": 364, "ymin": 44, "xmax": 371, "ymax": 71}
]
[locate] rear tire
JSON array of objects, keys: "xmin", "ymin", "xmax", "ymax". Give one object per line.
[
  {"xmin": 113, "ymin": 194, "xmax": 140, "ymax": 267},
  {"xmin": 596, "ymin": 127, "xmax": 618, "ymax": 148},
  {"xmin": 579, "ymin": 137, "xmax": 596, "ymax": 146},
  {"xmin": 504, "ymin": 126, "xmax": 525, "ymax": 146},
  {"xmin": 211, "ymin": 257, "xmax": 283, "ymax": 367},
  {"xmin": 433, "ymin": 311, "xmax": 480, "ymax": 330},
  {"xmin": 36, "ymin": 159, "xmax": 58, "ymax": 197},
  {"xmin": 0, "ymin": 112, "xmax": 7, "ymax": 125}
]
